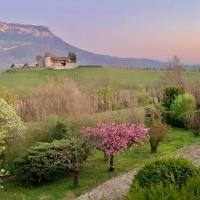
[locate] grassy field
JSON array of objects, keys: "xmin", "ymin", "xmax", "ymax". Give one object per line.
[
  {"xmin": 0, "ymin": 67, "xmax": 200, "ymax": 96},
  {"xmin": 1, "ymin": 128, "xmax": 200, "ymax": 200}
]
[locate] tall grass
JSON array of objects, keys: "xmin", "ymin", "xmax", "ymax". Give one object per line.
[{"xmin": 16, "ymin": 78, "xmax": 97, "ymax": 121}]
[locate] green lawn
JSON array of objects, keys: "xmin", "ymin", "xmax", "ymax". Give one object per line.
[
  {"xmin": 0, "ymin": 68, "xmax": 199, "ymax": 96},
  {"xmin": 1, "ymin": 128, "xmax": 200, "ymax": 200}
]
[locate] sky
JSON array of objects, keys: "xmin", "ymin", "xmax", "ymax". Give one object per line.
[{"xmin": 1, "ymin": 0, "xmax": 200, "ymax": 64}]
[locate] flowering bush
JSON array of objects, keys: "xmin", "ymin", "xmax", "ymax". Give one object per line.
[
  {"xmin": 0, "ymin": 99, "xmax": 24, "ymax": 188},
  {"xmin": 84, "ymin": 123, "xmax": 149, "ymax": 171}
]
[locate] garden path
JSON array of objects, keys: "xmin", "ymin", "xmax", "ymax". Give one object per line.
[{"xmin": 77, "ymin": 143, "xmax": 200, "ymax": 200}]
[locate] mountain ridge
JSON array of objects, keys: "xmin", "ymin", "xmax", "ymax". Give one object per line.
[{"xmin": 0, "ymin": 22, "xmax": 166, "ymax": 70}]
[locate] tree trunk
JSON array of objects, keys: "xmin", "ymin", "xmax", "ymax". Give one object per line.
[
  {"xmin": 150, "ymin": 140, "xmax": 159, "ymax": 154},
  {"xmin": 73, "ymin": 170, "xmax": 79, "ymax": 186},
  {"xmin": 104, "ymin": 151, "xmax": 108, "ymax": 162},
  {"xmin": 109, "ymin": 155, "xmax": 115, "ymax": 172}
]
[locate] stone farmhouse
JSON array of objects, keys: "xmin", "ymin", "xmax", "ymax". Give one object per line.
[{"xmin": 36, "ymin": 52, "xmax": 77, "ymax": 69}]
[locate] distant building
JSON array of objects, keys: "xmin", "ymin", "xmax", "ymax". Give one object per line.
[
  {"xmin": 36, "ymin": 52, "xmax": 77, "ymax": 69},
  {"xmin": 10, "ymin": 63, "xmax": 30, "ymax": 69}
]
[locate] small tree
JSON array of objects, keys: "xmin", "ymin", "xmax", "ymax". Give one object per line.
[
  {"xmin": 164, "ymin": 56, "xmax": 185, "ymax": 87},
  {"xmin": 84, "ymin": 123, "xmax": 148, "ymax": 171},
  {"xmin": 144, "ymin": 105, "xmax": 170, "ymax": 153},
  {"xmin": 149, "ymin": 122, "xmax": 171, "ymax": 153},
  {"xmin": 186, "ymin": 111, "xmax": 200, "ymax": 136}
]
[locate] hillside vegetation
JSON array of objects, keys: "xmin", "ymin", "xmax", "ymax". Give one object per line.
[{"xmin": 0, "ymin": 67, "xmax": 200, "ymax": 95}]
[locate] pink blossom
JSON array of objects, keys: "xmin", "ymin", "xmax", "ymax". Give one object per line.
[{"xmin": 84, "ymin": 123, "xmax": 149, "ymax": 156}]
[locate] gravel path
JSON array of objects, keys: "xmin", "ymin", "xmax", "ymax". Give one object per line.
[{"xmin": 77, "ymin": 143, "xmax": 200, "ymax": 200}]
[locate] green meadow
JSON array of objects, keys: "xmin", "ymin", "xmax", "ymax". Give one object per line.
[{"xmin": 0, "ymin": 67, "xmax": 199, "ymax": 95}]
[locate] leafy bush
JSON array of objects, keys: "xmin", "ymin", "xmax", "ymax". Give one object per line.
[
  {"xmin": 169, "ymin": 93, "xmax": 196, "ymax": 127},
  {"xmin": 149, "ymin": 122, "xmax": 171, "ymax": 153},
  {"xmin": 134, "ymin": 158, "xmax": 198, "ymax": 189},
  {"xmin": 162, "ymin": 86, "xmax": 184, "ymax": 110},
  {"xmin": 14, "ymin": 138, "xmax": 91, "ymax": 186},
  {"xmin": 186, "ymin": 110, "xmax": 200, "ymax": 136},
  {"xmin": 126, "ymin": 175, "xmax": 200, "ymax": 200}
]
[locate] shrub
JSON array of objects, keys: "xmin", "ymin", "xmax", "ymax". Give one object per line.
[
  {"xmin": 126, "ymin": 175, "xmax": 200, "ymax": 200},
  {"xmin": 136, "ymin": 91, "xmax": 152, "ymax": 106},
  {"xmin": 0, "ymin": 99, "xmax": 25, "ymax": 162},
  {"xmin": 162, "ymin": 86, "xmax": 184, "ymax": 110},
  {"xmin": 14, "ymin": 138, "xmax": 91, "ymax": 186},
  {"xmin": 169, "ymin": 93, "xmax": 196, "ymax": 127},
  {"xmin": 134, "ymin": 158, "xmax": 198, "ymax": 189},
  {"xmin": 34, "ymin": 116, "xmax": 83, "ymax": 143},
  {"xmin": 149, "ymin": 122, "xmax": 171, "ymax": 154},
  {"xmin": 186, "ymin": 110, "xmax": 200, "ymax": 136},
  {"xmin": 145, "ymin": 105, "xmax": 164, "ymax": 126}
]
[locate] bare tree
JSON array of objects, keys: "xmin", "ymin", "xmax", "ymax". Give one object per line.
[{"xmin": 162, "ymin": 56, "xmax": 185, "ymax": 87}]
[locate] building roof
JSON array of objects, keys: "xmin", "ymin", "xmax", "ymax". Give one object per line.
[{"xmin": 51, "ymin": 56, "xmax": 69, "ymax": 61}]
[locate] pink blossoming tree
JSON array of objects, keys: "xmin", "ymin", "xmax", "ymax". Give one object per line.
[{"xmin": 84, "ymin": 123, "xmax": 149, "ymax": 171}]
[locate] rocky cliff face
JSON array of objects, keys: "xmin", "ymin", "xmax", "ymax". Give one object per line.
[
  {"xmin": 0, "ymin": 22, "xmax": 53, "ymax": 38},
  {"xmin": 0, "ymin": 22, "xmax": 165, "ymax": 70}
]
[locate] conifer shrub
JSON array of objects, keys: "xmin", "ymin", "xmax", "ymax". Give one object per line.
[
  {"xmin": 162, "ymin": 86, "xmax": 185, "ymax": 110},
  {"xmin": 14, "ymin": 138, "xmax": 91, "ymax": 186}
]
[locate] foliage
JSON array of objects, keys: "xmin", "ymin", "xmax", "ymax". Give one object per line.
[
  {"xmin": 31, "ymin": 116, "xmax": 83, "ymax": 143},
  {"xmin": 0, "ymin": 99, "xmax": 24, "ymax": 143},
  {"xmin": 149, "ymin": 122, "xmax": 171, "ymax": 153},
  {"xmin": 136, "ymin": 91, "xmax": 152, "ymax": 106},
  {"xmin": 162, "ymin": 86, "xmax": 185, "ymax": 110},
  {"xmin": 0, "ymin": 87, "xmax": 16, "ymax": 104},
  {"xmin": 0, "ymin": 99, "xmax": 24, "ymax": 188},
  {"xmin": 97, "ymin": 86, "xmax": 120, "ymax": 112},
  {"xmin": 14, "ymin": 138, "xmax": 91, "ymax": 185},
  {"xmin": 185, "ymin": 110, "xmax": 200, "ymax": 136},
  {"xmin": 84, "ymin": 123, "xmax": 148, "ymax": 171},
  {"xmin": 84, "ymin": 123, "xmax": 148, "ymax": 156},
  {"xmin": 145, "ymin": 105, "xmax": 164, "ymax": 126},
  {"xmin": 186, "ymin": 80, "xmax": 200, "ymax": 109},
  {"xmin": 169, "ymin": 93, "xmax": 196, "ymax": 127},
  {"xmin": 126, "ymin": 175, "xmax": 200, "ymax": 200},
  {"xmin": 1, "ymin": 128, "xmax": 200, "ymax": 199},
  {"xmin": 134, "ymin": 158, "xmax": 198, "ymax": 189}
]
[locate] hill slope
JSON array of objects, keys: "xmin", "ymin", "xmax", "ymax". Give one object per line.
[{"xmin": 0, "ymin": 22, "xmax": 165, "ymax": 70}]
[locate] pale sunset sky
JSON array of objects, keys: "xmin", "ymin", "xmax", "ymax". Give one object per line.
[{"xmin": 1, "ymin": 0, "xmax": 200, "ymax": 64}]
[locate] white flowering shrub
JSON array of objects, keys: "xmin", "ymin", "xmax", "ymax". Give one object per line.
[{"xmin": 0, "ymin": 99, "xmax": 25, "ymax": 187}]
